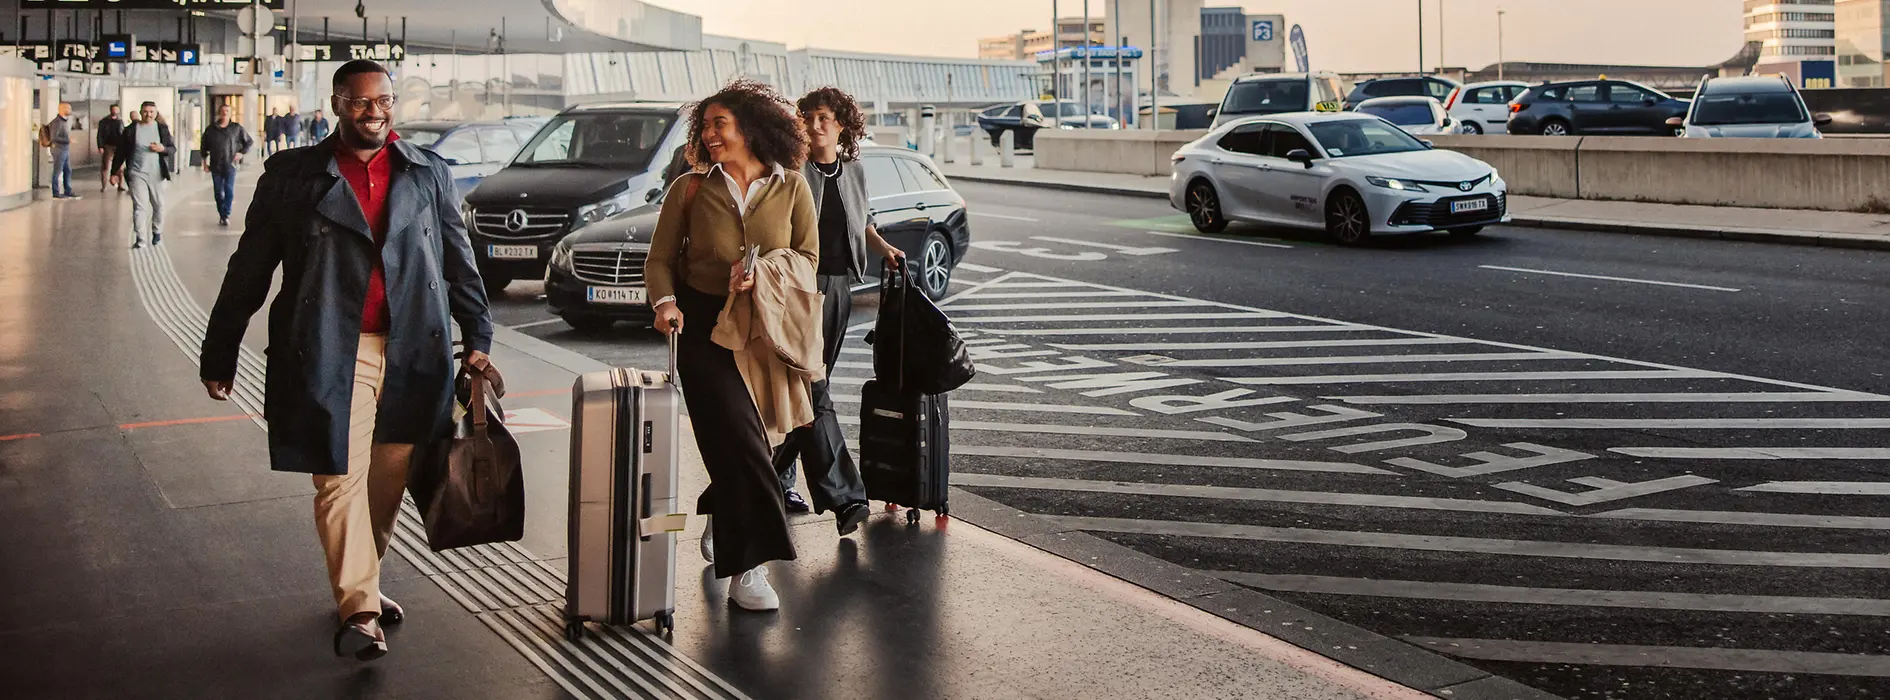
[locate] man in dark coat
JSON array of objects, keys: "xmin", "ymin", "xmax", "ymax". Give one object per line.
[{"xmin": 199, "ymin": 60, "xmax": 494, "ymax": 662}]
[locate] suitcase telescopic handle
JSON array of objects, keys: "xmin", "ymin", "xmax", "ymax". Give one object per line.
[{"xmin": 666, "ymin": 319, "xmax": 680, "ymax": 387}]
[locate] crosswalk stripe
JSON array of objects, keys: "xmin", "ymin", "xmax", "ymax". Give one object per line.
[
  {"xmin": 1452, "ymin": 418, "xmax": 1890, "ymax": 429},
  {"xmin": 955, "ymin": 473, "xmax": 1563, "ymax": 515},
  {"xmin": 1738, "ymin": 482, "xmax": 1890, "ymax": 495},
  {"xmin": 831, "ymin": 394, "xmax": 1136, "ymax": 416},
  {"xmin": 1608, "ymin": 447, "xmax": 1890, "ymax": 460},
  {"xmin": 1048, "ymin": 338, "xmax": 1461, "ymax": 351},
  {"xmin": 1139, "ymin": 352, "xmax": 1576, "ymax": 368},
  {"xmin": 944, "ymin": 301, "xmax": 1204, "ymax": 311},
  {"xmin": 1591, "ymin": 508, "xmax": 1890, "ymax": 531},
  {"xmin": 1046, "ymin": 515, "xmax": 1890, "ymax": 567},
  {"xmin": 836, "ymin": 414, "xmax": 1255, "ymax": 441},
  {"xmin": 824, "ymin": 376, "xmax": 1043, "ymax": 393},
  {"xmin": 958, "ymin": 291, "xmax": 1147, "ymax": 299},
  {"xmin": 955, "ymin": 313, "xmax": 1288, "ymax": 323},
  {"xmin": 953, "ymin": 262, "xmax": 1005, "ymax": 272},
  {"xmin": 953, "ymin": 446, "xmax": 1393, "ymax": 475},
  {"xmin": 1221, "ymin": 370, "xmax": 1720, "ymax": 385},
  {"xmin": 979, "ymin": 325, "xmax": 1373, "ymax": 336},
  {"xmin": 1213, "ymin": 572, "xmax": 1890, "ymax": 617},
  {"xmin": 1405, "ymin": 637, "xmax": 1890, "ymax": 677},
  {"xmin": 1331, "ymin": 392, "xmax": 1882, "ymax": 405}
]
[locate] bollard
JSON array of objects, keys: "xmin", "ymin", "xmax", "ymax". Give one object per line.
[
  {"xmin": 1000, "ymin": 129, "xmax": 1016, "ymax": 168},
  {"xmin": 942, "ymin": 126, "xmax": 956, "ymax": 164},
  {"xmin": 969, "ymin": 128, "xmax": 984, "ymax": 166},
  {"xmin": 919, "ymin": 105, "xmax": 937, "ymax": 157}
]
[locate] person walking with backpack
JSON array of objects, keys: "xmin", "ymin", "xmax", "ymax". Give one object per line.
[
  {"xmin": 643, "ymin": 79, "xmax": 820, "ymax": 612},
  {"xmin": 772, "ymin": 86, "xmax": 907, "ymax": 532},
  {"xmin": 200, "ymin": 59, "xmax": 495, "ymax": 661}
]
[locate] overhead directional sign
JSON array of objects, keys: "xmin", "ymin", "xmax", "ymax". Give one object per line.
[
  {"xmin": 23, "ymin": 0, "xmax": 282, "ymax": 7},
  {"xmin": 294, "ymin": 42, "xmax": 406, "ymax": 62}
]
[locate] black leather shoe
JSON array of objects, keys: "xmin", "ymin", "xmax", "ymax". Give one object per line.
[
  {"xmin": 333, "ymin": 616, "xmax": 387, "ymax": 661},
  {"xmin": 783, "ymin": 489, "xmax": 810, "ymax": 514},
  {"xmin": 836, "ymin": 501, "xmax": 870, "ymax": 536},
  {"xmin": 380, "ymin": 595, "xmax": 404, "ymax": 625}
]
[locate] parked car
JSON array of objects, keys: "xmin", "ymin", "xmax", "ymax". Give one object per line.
[
  {"xmin": 1671, "ymin": 75, "xmax": 1831, "ymax": 139},
  {"xmin": 1170, "ymin": 113, "xmax": 1509, "ymax": 245},
  {"xmin": 1445, "ymin": 80, "xmax": 1530, "ymax": 134},
  {"xmin": 544, "ymin": 145, "xmax": 973, "ymax": 331},
  {"xmin": 977, "ymin": 101, "xmax": 1117, "ymax": 149},
  {"xmin": 461, "ymin": 102, "xmax": 688, "ymax": 293},
  {"xmin": 1354, "ymin": 96, "xmax": 1461, "ymax": 136},
  {"xmin": 1507, "ymin": 80, "xmax": 1690, "ymax": 137},
  {"xmin": 1212, "ymin": 72, "xmax": 1347, "ymax": 128},
  {"xmin": 1343, "ymin": 76, "xmax": 1460, "ymax": 111},
  {"xmin": 394, "ymin": 119, "xmax": 544, "ymax": 201}
]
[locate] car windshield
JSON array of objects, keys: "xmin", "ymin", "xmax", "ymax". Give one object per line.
[
  {"xmin": 514, "ymin": 112, "xmax": 674, "ymax": 169},
  {"xmin": 1034, "ymin": 102, "xmax": 1088, "ymax": 118},
  {"xmin": 1358, "ymin": 103, "xmax": 1436, "ymax": 126},
  {"xmin": 1306, "ymin": 119, "xmax": 1429, "ymax": 157},
  {"xmin": 1222, "ymin": 80, "xmax": 1310, "ymax": 116},
  {"xmin": 396, "ymin": 127, "xmax": 448, "ymax": 147},
  {"xmin": 1691, "ymin": 92, "xmax": 1808, "ymax": 126}
]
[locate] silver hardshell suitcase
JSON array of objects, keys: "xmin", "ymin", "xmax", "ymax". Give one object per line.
[{"xmin": 563, "ymin": 338, "xmax": 687, "ymax": 639}]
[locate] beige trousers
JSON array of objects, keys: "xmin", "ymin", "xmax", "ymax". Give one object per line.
[{"xmin": 311, "ymin": 333, "xmax": 415, "ymax": 621}]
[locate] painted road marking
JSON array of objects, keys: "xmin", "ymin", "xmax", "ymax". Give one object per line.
[
  {"xmin": 1453, "ymin": 418, "xmax": 1890, "ymax": 429},
  {"xmin": 1049, "ymin": 516, "xmax": 1890, "ymax": 568},
  {"xmin": 1330, "ymin": 392, "xmax": 1882, "ymax": 405},
  {"xmin": 831, "ymin": 394, "xmax": 1137, "ymax": 416},
  {"xmin": 1221, "ymin": 370, "xmax": 1722, "ymax": 385},
  {"xmin": 1048, "ymin": 338, "xmax": 1462, "ymax": 352},
  {"xmin": 953, "ymin": 445, "xmax": 1393, "ymax": 475},
  {"xmin": 1140, "ymin": 230, "xmax": 1295, "ymax": 249},
  {"xmin": 1739, "ymin": 482, "xmax": 1890, "ymax": 495},
  {"xmin": 500, "ymin": 407, "xmax": 570, "ymax": 434},
  {"xmin": 968, "ymin": 212, "xmax": 1039, "ymax": 222},
  {"xmin": 1406, "ymin": 638, "xmax": 1890, "ymax": 677},
  {"xmin": 955, "ymin": 312, "xmax": 1288, "ymax": 323},
  {"xmin": 958, "ymin": 290, "xmax": 1148, "ymax": 299},
  {"xmin": 954, "ymin": 262, "xmax": 1005, "ymax": 273},
  {"xmin": 1214, "ymin": 572, "xmax": 1890, "ymax": 617},
  {"xmin": 1480, "ymin": 265, "xmax": 1744, "ymax": 292},
  {"xmin": 508, "ymin": 318, "xmax": 566, "ymax": 330},
  {"xmin": 1591, "ymin": 508, "xmax": 1890, "ymax": 531},
  {"xmin": 1028, "ymin": 236, "xmax": 1179, "ymax": 256},
  {"xmin": 955, "ymin": 473, "xmax": 1564, "ymax": 515},
  {"xmin": 1133, "ymin": 351, "xmax": 1578, "ymax": 368},
  {"xmin": 824, "ymin": 376, "xmax": 1043, "ymax": 393},
  {"xmin": 1608, "ymin": 447, "xmax": 1890, "ymax": 460},
  {"xmin": 944, "ymin": 300, "xmax": 1205, "ymax": 311},
  {"xmin": 836, "ymin": 414, "xmax": 1256, "ymax": 441},
  {"xmin": 982, "ymin": 325, "xmax": 1374, "ymax": 336}
]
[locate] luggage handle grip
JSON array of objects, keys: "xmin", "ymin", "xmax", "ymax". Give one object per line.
[{"xmin": 666, "ymin": 319, "xmax": 680, "ymax": 386}]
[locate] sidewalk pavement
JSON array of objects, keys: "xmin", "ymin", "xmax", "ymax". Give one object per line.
[{"xmin": 931, "ymin": 147, "xmax": 1890, "ymax": 251}]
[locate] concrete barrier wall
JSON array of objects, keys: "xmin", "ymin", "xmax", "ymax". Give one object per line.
[{"xmin": 1039, "ymin": 128, "xmax": 1890, "ymax": 212}]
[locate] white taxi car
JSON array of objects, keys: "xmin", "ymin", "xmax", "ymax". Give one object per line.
[{"xmin": 1170, "ymin": 112, "xmax": 1509, "ymax": 245}]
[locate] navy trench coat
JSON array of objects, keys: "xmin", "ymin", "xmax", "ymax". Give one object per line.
[{"xmin": 201, "ymin": 136, "xmax": 493, "ymax": 476}]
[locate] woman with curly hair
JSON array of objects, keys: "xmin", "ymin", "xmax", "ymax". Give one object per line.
[
  {"xmin": 769, "ymin": 86, "xmax": 905, "ymax": 533},
  {"xmin": 642, "ymin": 79, "xmax": 819, "ymax": 611}
]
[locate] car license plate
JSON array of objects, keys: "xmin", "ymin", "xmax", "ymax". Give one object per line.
[
  {"xmin": 488, "ymin": 244, "xmax": 538, "ymax": 260},
  {"xmin": 587, "ymin": 286, "xmax": 645, "ymax": 305},
  {"xmin": 1451, "ymin": 199, "xmax": 1490, "ymax": 214}
]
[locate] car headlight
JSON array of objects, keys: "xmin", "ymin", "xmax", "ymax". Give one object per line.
[
  {"xmin": 573, "ymin": 190, "xmax": 636, "ymax": 230},
  {"xmin": 1366, "ymin": 176, "xmax": 1428, "ymax": 193},
  {"xmin": 548, "ymin": 238, "xmax": 574, "ymax": 271},
  {"xmin": 1059, "ymin": 123, "xmax": 1077, "ymax": 130}
]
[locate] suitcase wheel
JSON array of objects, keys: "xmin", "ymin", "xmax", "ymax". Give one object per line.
[
  {"xmin": 906, "ymin": 509, "xmax": 920, "ymax": 526},
  {"xmin": 654, "ymin": 611, "xmax": 675, "ymax": 636},
  {"xmin": 564, "ymin": 620, "xmax": 584, "ymax": 643}
]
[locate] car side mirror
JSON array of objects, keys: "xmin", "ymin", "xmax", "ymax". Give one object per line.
[
  {"xmin": 646, "ymin": 187, "xmax": 662, "ymax": 202},
  {"xmin": 1815, "ymin": 113, "xmax": 1834, "ymax": 127},
  {"xmin": 1665, "ymin": 116, "xmax": 1685, "ymax": 127},
  {"xmin": 442, "ymin": 157, "xmax": 465, "ymax": 166},
  {"xmin": 1644, "ymin": 98, "xmax": 1657, "ymax": 107},
  {"xmin": 1441, "ymin": 116, "xmax": 1453, "ymax": 127},
  {"xmin": 1420, "ymin": 140, "xmax": 1435, "ymax": 149},
  {"xmin": 1285, "ymin": 149, "xmax": 1315, "ymax": 168},
  {"xmin": 1023, "ymin": 114, "xmax": 1047, "ymax": 128}
]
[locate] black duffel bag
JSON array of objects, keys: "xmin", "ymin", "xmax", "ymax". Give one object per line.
[{"xmin": 868, "ymin": 259, "xmax": 975, "ymax": 395}]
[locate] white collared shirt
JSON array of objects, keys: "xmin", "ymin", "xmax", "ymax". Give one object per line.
[{"xmin": 709, "ymin": 161, "xmax": 787, "ymax": 219}]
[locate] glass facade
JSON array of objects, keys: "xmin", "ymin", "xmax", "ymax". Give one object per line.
[{"xmin": 1835, "ymin": 0, "xmax": 1889, "ymax": 87}]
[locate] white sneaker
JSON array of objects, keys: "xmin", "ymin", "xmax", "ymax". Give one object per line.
[
  {"xmin": 699, "ymin": 515, "xmax": 714, "ymax": 563},
  {"xmin": 729, "ymin": 566, "xmax": 779, "ymax": 611}
]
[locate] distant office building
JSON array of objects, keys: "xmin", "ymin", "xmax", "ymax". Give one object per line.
[
  {"xmin": 1200, "ymin": 7, "xmax": 1247, "ymax": 81},
  {"xmin": 1748, "ymin": 0, "xmax": 1837, "ymax": 62},
  {"xmin": 978, "ymin": 19, "xmax": 1106, "ymax": 61},
  {"xmin": 1835, "ymin": 0, "xmax": 1889, "ymax": 86}
]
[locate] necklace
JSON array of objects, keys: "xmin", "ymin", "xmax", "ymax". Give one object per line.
[{"xmin": 812, "ymin": 159, "xmax": 841, "ymax": 179}]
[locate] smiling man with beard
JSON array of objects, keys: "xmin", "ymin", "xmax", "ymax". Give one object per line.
[{"xmin": 200, "ymin": 59, "xmax": 495, "ymax": 662}]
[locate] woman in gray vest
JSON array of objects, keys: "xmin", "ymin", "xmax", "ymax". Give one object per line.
[{"xmin": 775, "ymin": 86, "xmax": 904, "ymax": 532}]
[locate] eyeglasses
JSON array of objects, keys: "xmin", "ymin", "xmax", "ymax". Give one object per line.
[{"xmin": 333, "ymin": 94, "xmax": 396, "ymax": 113}]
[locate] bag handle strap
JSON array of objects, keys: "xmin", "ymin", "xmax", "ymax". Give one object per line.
[{"xmin": 676, "ymin": 173, "xmax": 702, "ymax": 270}]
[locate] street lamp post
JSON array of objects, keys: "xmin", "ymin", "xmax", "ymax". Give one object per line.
[
  {"xmin": 1439, "ymin": 0, "xmax": 1446, "ymax": 75},
  {"xmin": 1497, "ymin": 8, "xmax": 1506, "ymax": 81},
  {"xmin": 1083, "ymin": 0, "xmax": 1091, "ymax": 128},
  {"xmin": 1417, "ymin": 0, "xmax": 1425, "ymax": 75},
  {"xmin": 1051, "ymin": 0, "xmax": 1061, "ymax": 125}
]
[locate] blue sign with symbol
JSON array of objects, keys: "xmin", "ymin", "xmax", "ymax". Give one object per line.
[
  {"xmin": 177, "ymin": 48, "xmax": 199, "ymax": 66},
  {"xmin": 1290, "ymin": 24, "xmax": 1309, "ymax": 72},
  {"xmin": 1252, "ymin": 20, "xmax": 1274, "ymax": 42}
]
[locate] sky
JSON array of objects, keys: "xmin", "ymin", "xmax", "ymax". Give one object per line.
[{"xmin": 671, "ymin": 0, "xmax": 1748, "ymax": 73}]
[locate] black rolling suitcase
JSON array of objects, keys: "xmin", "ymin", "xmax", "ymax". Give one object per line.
[{"xmin": 860, "ymin": 263, "xmax": 955, "ymax": 524}]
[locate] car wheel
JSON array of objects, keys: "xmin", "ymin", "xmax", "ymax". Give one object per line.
[
  {"xmin": 1673, "ymin": 127, "xmax": 1686, "ymax": 137},
  {"xmin": 1539, "ymin": 119, "xmax": 1571, "ymax": 136},
  {"xmin": 561, "ymin": 314, "xmax": 615, "ymax": 333},
  {"xmin": 1449, "ymin": 226, "xmax": 1484, "ymax": 238},
  {"xmin": 989, "ymin": 131, "xmax": 1002, "ymax": 147},
  {"xmin": 918, "ymin": 231, "xmax": 954, "ymax": 300},
  {"xmin": 483, "ymin": 275, "xmax": 513, "ymax": 296},
  {"xmin": 1186, "ymin": 181, "xmax": 1228, "ymax": 233},
  {"xmin": 1463, "ymin": 121, "xmax": 1484, "ymax": 135},
  {"xmin": 1325, "ymin": 190, "xmax": 1371, "ymax": 245}
]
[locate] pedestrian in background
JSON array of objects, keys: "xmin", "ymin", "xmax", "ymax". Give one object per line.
[
  {"xmin": 310, "ymin": 109, "xmax": 332, "ymax": 143},
  {"xmin": 643, "ymin": 79, "xmax": 818, "ymax": 612},
  {"xmin": 200, "ymin": 59, "xmax": 494, "ymax": 663},
  {"xmin": 97, "ymin": 104, "xmax": 124, "ymax": 193},
  {"xmin": 265, "ymin": 107, "xmax": 283, "ymax": 156},
  {"xmin": 200, "ymin": 102, "xmax": 254, "ymax": 227},
  {"xmin": 774, "ymin": 86, "xmax": 906, "ymax": 532},
  {"xmin": 111, "ymin": 101, "xmax": 173, "ymax": 248},
  {"xmin": 46, "ymin": 103, "xmax": 77, "ymax": 200},
  {"xmin": 284, "ymin": 107, "xmax": 303, "ymax": 148}
]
